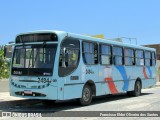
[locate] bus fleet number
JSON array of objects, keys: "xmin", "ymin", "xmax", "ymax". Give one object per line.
[{"xmin": 38, "ymin": 78, "xmax": 50, "ymax": 83}]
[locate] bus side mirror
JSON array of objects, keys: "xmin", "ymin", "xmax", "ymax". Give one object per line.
[
  {"xmin": 4, "ymin": 46, "xmax": 6, "ymax": 58},
  {"xmin": 4, "ymin": 45, "xmax": 12, "ymax": 63}
]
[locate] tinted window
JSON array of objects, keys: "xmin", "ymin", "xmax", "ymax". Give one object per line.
[
  {"xmin": 136, "ymin": 50, "xmax": 144, "ymax": 66},
  {"xmin": 151, "ymin": 52, "xmax": 156, "ymax": 66},
  {"xmin": 12, "ymin": 44, "xmax": 57, "ymax": 76},
  {"xmin": 145, "ymin": 51, "xmax": 151, "ymax": 66},
  {"xmin": 82, "ymin": 42, "xmax": 98, "ymax": 64},
  {"xmin": 100, "ymin": 44, "xmax": 111, "ymax": 65},
  {"xmin": 59, "ymin": 38, "xmax": 80, "ymax": 77},
  {"xmin": 113, "ymin": 46, "xmax": 123, "ymax": 65},
  {"xmin": 124, "ymin": 48, "xmax": 134, "ymax": 65},
  {"xmin": 16, "ymin": 33, "xmax": 58, "ymax": 43}
]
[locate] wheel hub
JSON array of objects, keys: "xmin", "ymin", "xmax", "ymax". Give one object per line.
[{"xmin": 83, "ymin": 88, "xmax": 90, "ymax": 102}]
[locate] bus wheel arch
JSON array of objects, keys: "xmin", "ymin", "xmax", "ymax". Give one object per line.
[
  {"xmin": 127, "ymin": 78, "xmax": 142, "ymax": 97},
  {"xmin": 85, "ymin": 80, "xmax": 96, "ymax": 96},
  {"xmin": 79, "ymin": 80, "xmax": 96, "ymax": 106},
  {"xmin": 133, "ymin": 78, "xmax": 142, "ymax": 96}
]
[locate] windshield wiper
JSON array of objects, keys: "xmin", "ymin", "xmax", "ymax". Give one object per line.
[
  {"xmin": 27, "ymin": 48, "xmax": 33, "ymax": 75},
  {"xmin": 32, "ymin": 49, "xmax": 39, "ymax": 68}
]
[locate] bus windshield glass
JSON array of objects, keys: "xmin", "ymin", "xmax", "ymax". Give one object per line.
[{"xmin": 12, "ymin": 44, "xmax": 57, "ymax": 76}]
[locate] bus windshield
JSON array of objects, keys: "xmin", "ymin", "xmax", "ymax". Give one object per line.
[{"xmin": 12, "ymin": 44, "xmax": 57, "ymax": 76}]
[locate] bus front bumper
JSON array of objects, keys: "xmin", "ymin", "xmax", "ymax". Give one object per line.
[{"xmin": 10, "ymin": 85, "xmax": 58, "ymax": 100}]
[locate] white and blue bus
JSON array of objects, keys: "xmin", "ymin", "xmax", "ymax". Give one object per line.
[{"xmin": 7, "ymin": 30, "xmax": 156, "ymax": 105}]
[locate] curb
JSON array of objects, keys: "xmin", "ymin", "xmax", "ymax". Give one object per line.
[{"xmin": 0, "ymin": 79, "xmax": 9, "ymax": 81}]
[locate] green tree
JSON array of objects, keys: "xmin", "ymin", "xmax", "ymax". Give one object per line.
[{"xmin": 0, "ymin": 48, "xmax": 10, "ymax": 79}]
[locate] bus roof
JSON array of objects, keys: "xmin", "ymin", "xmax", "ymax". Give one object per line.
[
  {"xmin": 16, "ymin": 30, "xmax": 156, "ymax": 52},
  {"xmin": 67, "ymin": 32, "xmax": 156, "ymax": 52}
]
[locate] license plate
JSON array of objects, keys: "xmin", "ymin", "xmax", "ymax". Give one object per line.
[{"xmin": 24, "ymin": 90, "xmax": 32, "ymax": 94}]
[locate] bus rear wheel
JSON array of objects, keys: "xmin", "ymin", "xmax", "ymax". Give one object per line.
[
  {"xmin": 79, "ymin": 84, "xmax": 92, "ymax": 106},
  {"xmin": 132, "ymin": 81, "xmax": 141, "ymax": 97}
]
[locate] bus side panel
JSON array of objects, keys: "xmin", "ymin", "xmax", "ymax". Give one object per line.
[
  {"xmin": 147, "ymin": 80, "xmax": 156, "ymax": 88},
  {"xmin": 98, "ymin": 65, "xmax": 157, "ymax": 95},
  {"xmin": 142, "ymin": 79, "xmax": 156, "ymax": 88},
  {"xmin": 122, "ymin": 66, "xmax": 156, "ymax": 91},
  {"xmin": 99, "ymin": 65, "xmax": 124, "ymax": 95},
  {"xmin": 63, "ymin": 84, "xmax": 83, "ymax": 100},
  {"xmin": 98, "ymin": 66, "xmax": 112, "ymax": 95},
  {"xmin": 95, "ymin": 82, "xmax": 103, "ymax": 96},
  {"xmin": 101, "ymin": 82, "xmax": 111, "ymax": 95},
  {"xmin": 124, "ymin": 66, "xmax": 156, "ymax": 90},
  {"xmin": 61, "ymin": 64, "xmax": 100, "ymax": 99},
  {"xmin": 112, "ymin": 66, "xmax": 125, "ymax": 93},
  {"xmin": 58, "ymin": 63, "xmax": 84, "ymax": 100},
  {"xmin": 123, "ymin": 66, "xmax": 136, "ymax": 92},
  {"xmin": 127, "ymin": 79, "xmax": 136, "ymax": 91},
  {"xmin": 141, "ymin": 66, "xmax": 157, "ymax": 88}
]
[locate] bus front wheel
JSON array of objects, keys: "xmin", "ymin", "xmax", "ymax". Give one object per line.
[{"xmin": 79, "ymin": 84, "xmax": 92, "ymax": 106}]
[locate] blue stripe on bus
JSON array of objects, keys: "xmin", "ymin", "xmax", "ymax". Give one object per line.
[
  {"xmin": 146, "ymin": 66, "xmax": 152, "ymax": 78},
  {"xmin": 115, "ymin": 66, "xmax": 129, "ymax": 91}
]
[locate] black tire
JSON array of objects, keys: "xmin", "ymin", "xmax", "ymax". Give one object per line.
[
  {"xmin": 126, "ymin": 91, "xmax": 132, "ymax": 96},
  {"xmin": 42, "ymin": 100, "xmax": 56, "ymax": 105},
  {"xmin": 132, "ymin": 81, "xmax": 141, "ymax": 97},
  {"xmin": 79, "ymin": 84, "xmax": 92, "ymax": 106}
]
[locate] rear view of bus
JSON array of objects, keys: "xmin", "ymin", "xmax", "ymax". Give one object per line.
[{"xmin": 10, "ymin": 31, "xmax": 60, "ymax": 101}]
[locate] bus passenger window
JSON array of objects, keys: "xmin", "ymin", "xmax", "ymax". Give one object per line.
[
  {"xmin": 100, "ymin": 44, "xmax": 111, "ymax": 65},
  {"xmin": 124, "ymin": 48, "xmax": 134, "ymax": 65},
  {"xmin": 82, "ymin": 42, "xmax": 98, "ymax": 65},
  {"xmin": 59, "ymin": 38, "xmax": 80, "ymax": 77},
  {"xmin": 136, "ymin": 50, "xmax": 144, "ymax": 66},
  {"xmin": 151, "ymin": 52, "xmax": 156, "ymax": 66},
  {"xmin": 145, "ymin": 51, "xmax": 151, "ymax": 66},
  {"xmin": 113, "ymin": 46, "xmax": 123, "ymax": 65}
]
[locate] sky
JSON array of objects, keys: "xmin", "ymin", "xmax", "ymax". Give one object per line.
[{"xmin": 0, "ymin": 0, "xmax": 160, "ymax": 45}]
